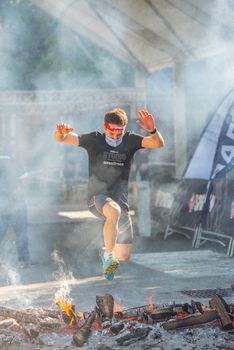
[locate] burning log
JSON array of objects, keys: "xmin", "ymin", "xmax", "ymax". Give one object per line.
[
  {"xmin": 210, "ymin": 295, "xmax": 233, "ymax": 331},
  {"xmin": 178, "ymin": 301, "xmax": 206, "ymax": 315},
  {"xmin": 114, "ymin": 304, "xmax": 179, "ymax": 323},
  {"xmin": 55, "ymin": 300, "xmax": 79, "ymax": 327},
  {"xmin": 73, "ymin": 310, "xmax": 97, "ymax": 347},
  {"xmin": 96, "ymin": 294, "xmax": 114, "ymax": 320},
  {"xmin": 114, "ymin": 304, "xmax": 156, "ymax": 320},
  {"xmin": 162, "ymin": 310, "xmax": 218, "ymax": 330},
  {"xmin": 116, "ymin": 326, "xmax": 152, "ymax": 346},
  {"xmin": 0, "ymin": 291, "xmax": 232, "ymax": 350},
  {"xmin": 150, "ymin": 305, "xmax": 177, "ymax": 321},
  {"xmin": 191, "ymin": 300, "xmax": 205, "ymax": 314},
  {"xmin": 181, "ymin": 303, "xmax": 195, "ymax": 315}
]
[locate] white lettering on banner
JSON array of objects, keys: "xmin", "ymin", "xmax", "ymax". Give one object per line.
[
  {"xmin": 212, "ymin": 116, "xmax": 234, "ymax": 176},
  {"xmin": 209, "ymin": 195, "xmax": 216, "ymax": 212},
  {"xmin": 188, "ymin": 193, "xmax": 216, "ymax": 212},
  {"xmin": 194, "ymin": 195, "xmax": 204, "ymax": 211},
  {"xmin": 155, "ymin": 190, "xmax": 174, "ymax": 209}
]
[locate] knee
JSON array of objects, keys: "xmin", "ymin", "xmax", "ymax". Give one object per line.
[
  {"xmin": 104, "ymin": 202, "xmax": 121, "ymax": 221},
  {"xmin": 116, "ymin": 252, "xmax": 131, "ymax": 261},
  {"xmin": 114, "ymin": 244, "xmax": 132, "ymax": 261}
]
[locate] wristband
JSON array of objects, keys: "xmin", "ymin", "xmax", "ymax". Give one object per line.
[{"xmin": 149, "ymin": 128, "xmax": 157, "ymax": 135}]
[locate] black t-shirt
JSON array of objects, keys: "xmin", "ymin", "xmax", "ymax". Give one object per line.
[{"xmin": 79, "ymin": 131, "xmax": 143, "ymax": 206}]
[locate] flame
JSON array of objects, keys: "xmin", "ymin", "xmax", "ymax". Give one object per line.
[
  {"xmin": 176, "ymin": 311, "xmax": 189, "ymax": 319},
  {"xmin": 55, "ymin": 299, "xmax": 77, "ymax": 327}
]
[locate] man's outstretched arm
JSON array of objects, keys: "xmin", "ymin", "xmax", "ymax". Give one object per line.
[
  {"xmin": 54, "ymin": 122, "xmax": 79, "ymax": 146},
  {"xmin": 137, "ymin": 110, "xmax": 165, "ymax": 149}
]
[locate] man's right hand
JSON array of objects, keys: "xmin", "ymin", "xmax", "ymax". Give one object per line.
[
  {"xmin": 56, "ymin": 122, "xmax": 74, "ymax": 135},
  {"xmin": 54, "ymin": 122, "xmax": 79, "ymax": 145}
]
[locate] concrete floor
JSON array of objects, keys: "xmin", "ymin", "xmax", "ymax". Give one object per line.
[{"xmin": 0, "ymin": 204, "xmax": 233, "ymax": 312}]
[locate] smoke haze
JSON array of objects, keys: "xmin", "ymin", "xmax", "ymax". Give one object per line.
[{"xmin": 0, "ymin": 0, "xmax": 233, "ymax": 291}]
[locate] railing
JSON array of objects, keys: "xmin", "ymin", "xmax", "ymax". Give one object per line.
[{"xmin": 0, "ymin": 88, "xmax": 146, "ymax": 112}]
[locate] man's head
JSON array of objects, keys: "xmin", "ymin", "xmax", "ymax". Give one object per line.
[{"xmin": 104, "ymin": 108, "xmax": 128, "ymax": 140}]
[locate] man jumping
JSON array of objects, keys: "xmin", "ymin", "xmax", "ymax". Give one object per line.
[{"xmin": 54, "ymin": 108, "xmax": 165, "ymax": 280}]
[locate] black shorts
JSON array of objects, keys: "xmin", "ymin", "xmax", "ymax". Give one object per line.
[{"xmin": 88, "ymin": 194, "xmax": 133, "ymax": 244}]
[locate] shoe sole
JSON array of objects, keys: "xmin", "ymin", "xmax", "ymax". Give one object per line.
[
  {"xmin": 104, "ymin": 273, "xmax": 114, "ymax": 281},
  {"xmin": 103, "ymin": 260, "xmax": 120, "ymax": 275}
]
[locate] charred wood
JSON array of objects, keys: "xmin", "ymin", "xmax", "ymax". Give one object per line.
[
  {"xmin": 162, "ymin": 310, "xmax": 218, "ymax": 330},
  {"xmin": 0, "ymin": 306, "xmax": 60, "ymax": 325},
  {"xmin": 150, "ymin": 306, "xmax": 176, "ymax": 321},
  {"xmin": 73, "ymin": 310, "xmax": 97, "ymax": 347},
  {"xmin": 0, "ymin": 306, "xmax": 39, "ymax": 324},
  {"xmin": 21, "ymin": 324, "xmax": 39, "ymax": 339},
  {"xmin": 110, "ymin": 322, "xmax": 125, "ymax": 335},
  {"xmin": 96, "ymin": 345, "xmax": 115, "ymax": 350},
  {"xmin": 39, "ymin": 319, "xmax": 62, "ymax": 329},
  {"xmin": 230, "ymin": 305, "xmax": 234, "ymax": 315},
  {"xmin": 116, "ymin": 327, "xmax": 152, "ymax": 346},
  {"xmin": 114, "ymin": 304, "xmax": 156, "ymax": 320},
  {"xmin": 61, "ymin": 305, "xmax": 78, "ymax": 326},
  {"xmin": 216, "ymin": 345, "xmax": 234, "ymax": 350},
  {"xmin": 96, "ymin": 294, "xmax": 114, "ymax": 320},
  {"xmin": 29, "ymin": 328, "xmax": 40, "ymax": 338},
  {"xmin": 181, "ymin": 303, "xmax": 195, "ymax": 315},
  {"xmin": 191, "ymin": 300, "xmax": 205, "ymax": 314},
  {"xmin": 210, "ymin": 295, "xmax": 233, "ymax": 330}
]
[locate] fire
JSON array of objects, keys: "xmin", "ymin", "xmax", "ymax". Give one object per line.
[
  {"xmin": 176, "ymin": 311, "xmax": 189, "ymax": 319},
  {"xmin": 55, "ymin": 299, "xmax": 77, "ymax": 327}
]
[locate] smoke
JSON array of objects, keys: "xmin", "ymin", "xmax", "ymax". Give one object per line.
[
  {"xmin": 0, "ymin": 0, "xmax": 233, "ymax": 290},
  {"xmin": 1, "ymin": 262, "xmax": 21, "ymax": 286},
  {"xmin": 0, "ymin": 262, "xmax": 38, "ymax": 307},
  {"xmin": 52, "ymin": 249, "xmax": 75, "ymax": 304}
]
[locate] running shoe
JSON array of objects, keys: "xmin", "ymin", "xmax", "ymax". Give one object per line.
[
  {"xmin": 103, "ymin": 255, "xmax": 120, "ymax": 277},
  {"xmin": 99, "ymin": 248, "xmax": 119, "ymax": 280}
]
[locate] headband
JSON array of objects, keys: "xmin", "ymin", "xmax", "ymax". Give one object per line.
[{"xmin": 104, "ymin": 123, "xmax": 125, "ymax": 132}]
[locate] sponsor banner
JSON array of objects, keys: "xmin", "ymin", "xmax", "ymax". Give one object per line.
[
  {"xmin": 165, "ymin": 179, "xmax": 233, "ymax": 235},
  {"xmin": 155, "ymin": 190, "xmax": 174, "ymax": 209},
  {"xmin": 188, "ymin": 193, "xmax": 216, "ymax": 213},
  {"xmin": 184, "ymin": 89, "xmax": 234, "ymax": 180},
  {"xmin": 211, "ymin": 113, "xmax": 234, "ymax": 178}
]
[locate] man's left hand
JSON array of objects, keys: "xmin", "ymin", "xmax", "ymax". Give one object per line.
[{"xmin": 136, "ymin": 110, "xmax": 156, "ymax": 133}]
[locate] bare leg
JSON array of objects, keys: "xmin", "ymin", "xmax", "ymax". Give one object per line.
[
  {"xmin": 114, "ymin": 243, "xmax": 132, "ymax": 261},
  {"xmin": 102, "ymin": 200, "xmax": 121, "ymax": 254}
]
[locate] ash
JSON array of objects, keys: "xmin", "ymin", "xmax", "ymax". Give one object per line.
[{"xmin": 0, "ymin": 320, "xmax": 233, "ymax": 350}]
